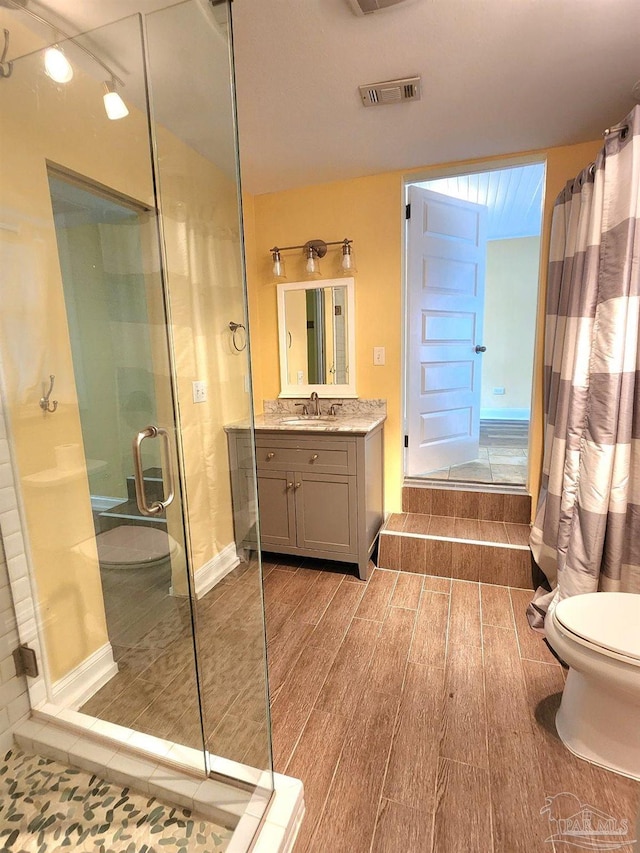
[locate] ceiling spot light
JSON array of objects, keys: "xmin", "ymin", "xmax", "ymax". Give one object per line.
[
  {"xmin": 44, "ymin": 45, "xmax": 73, "ymax": 83},
  {"xmin": 103, "ymin": 79, "xmax": 129, "ymax": 120}
]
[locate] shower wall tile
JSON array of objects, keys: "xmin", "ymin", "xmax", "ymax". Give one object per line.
[
  {"xmin": 0, "ymin": 535, "xmax": 30, "ymax": 754},
  {"xmin": 0, "ymin": 399, "xmax": 39, "ymax": 751}
]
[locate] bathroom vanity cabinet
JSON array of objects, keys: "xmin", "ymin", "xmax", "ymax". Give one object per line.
[{"xmin": 226, "ymin": 421, "xmax": 384, "ymax": 580}]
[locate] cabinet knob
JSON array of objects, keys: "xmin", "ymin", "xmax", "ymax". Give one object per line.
[
  {"xmin": 310, "ymin": 454, "xmax": 319, "ymax": 463},
  {"xmin": 266, "ymin": 452, "xmax": 275, "ymax": 460},
  {"xmin": 286, "ymin": 482, "xmax": 293, "ymax": 490},
  {"xmin": 295, "ymin": 482, "xmax": 301, "ymax": 489}
]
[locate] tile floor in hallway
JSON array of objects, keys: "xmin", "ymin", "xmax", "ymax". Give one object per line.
[
  {"xmin": 420, "ymin": 421, "xmax": 530, "ymax": 485},
  {"xmin": 262, "ymin": 555, "xmax": 639, "ymax": 853}
]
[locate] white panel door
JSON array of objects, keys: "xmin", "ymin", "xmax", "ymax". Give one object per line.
[{"xmin": 406, "ymin": 186, "xmax": 488, "ymax": 475}]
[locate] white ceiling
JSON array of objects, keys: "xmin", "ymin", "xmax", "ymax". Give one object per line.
[
  {"xmin": 231, "ymin": 0, "xmax": 640, "ymax": 194},
  {"xmin": 10, "ymin": 0, "xmax": 640, "ymax": 197}
]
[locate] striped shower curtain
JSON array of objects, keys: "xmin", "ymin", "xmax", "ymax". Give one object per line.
[{"xmin": 528, "ymin": 105, "xmax": 640, "ymax": 631}]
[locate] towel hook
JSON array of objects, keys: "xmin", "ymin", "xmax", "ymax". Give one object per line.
[
  {"xmin": 39, "ymin": 375, "xmax": 58, "ymax": 413},
  {"xmin": 229, "ymin": 321, "xmax": 247, "ymax": 352},
  {"xmin": 0, "ymin": 30, "xmax": 13, "ymax": 80}
]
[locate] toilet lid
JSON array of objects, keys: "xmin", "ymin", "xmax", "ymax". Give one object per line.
[
  {"xmin": 554, "ymin": 593, "xmax": 640, "ymax": 662},
  {"xmin": 95, "ymin": 526, "xmax": 177, "ymax": 568}
]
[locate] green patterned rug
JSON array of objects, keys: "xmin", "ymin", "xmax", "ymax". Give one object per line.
[{"xmin": 0, "ymin": 749, "xmax": 233, "ymax": 852}]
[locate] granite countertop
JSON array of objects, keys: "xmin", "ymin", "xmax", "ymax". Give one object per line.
[
  {"xmin": 225, "ymin": 398, "xmax": 386, "ymax": 435},
  {"xmin": 252, "ymin": 411, "xmax": 385, "ymax": 435}
]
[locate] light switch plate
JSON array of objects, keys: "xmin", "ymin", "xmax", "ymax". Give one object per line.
[
  {"xmin": 192, "ymin": 380, "xmax": 207, "ymax": 403},
  {"xmin": 373, "ymin": 346, "xmax": 385, "ymax": 366}
]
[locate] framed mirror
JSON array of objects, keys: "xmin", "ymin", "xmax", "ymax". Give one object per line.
[{"xmin": 277, "ymin": 277, "xmax": 356, "ymax": 398}]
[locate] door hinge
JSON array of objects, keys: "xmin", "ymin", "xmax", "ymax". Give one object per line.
[
  {"xmin": 405, "ymin": 203, "xmax": 411, "ymax": 220},
  {"xmin": 13, "ymin": 644, "xmax": 39, "ymax": 678},
  {"xmin": 404, "ymin": 435, "xmax": 409, "ymax": 448}
]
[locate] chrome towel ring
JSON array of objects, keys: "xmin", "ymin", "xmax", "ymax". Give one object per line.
[{"xmin": 229, "ymin": 321, "xmax": 247, "ymax": 352}]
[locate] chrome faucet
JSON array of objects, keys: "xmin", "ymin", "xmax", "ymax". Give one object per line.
[{"xmin": 309, "ymin": 391, "xmax": 320, "ymax": 416}]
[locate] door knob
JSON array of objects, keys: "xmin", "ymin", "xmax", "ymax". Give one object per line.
[{"xmin": 475, "ymin": 345, "xmax": 487, "ymax": 353}]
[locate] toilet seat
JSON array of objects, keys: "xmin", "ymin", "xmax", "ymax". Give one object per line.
[
  {"xmin": 77, "ymin": 525, "xmax": 179, "ymax": 570},
  {"xmin": 554, "ymin": 592, "xmax": 640, "ymax": 664}
]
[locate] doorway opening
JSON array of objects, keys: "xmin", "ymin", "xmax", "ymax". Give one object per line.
[{"xmin": 404, "ymin": 161, "xmax": 545, "ymax": 487}]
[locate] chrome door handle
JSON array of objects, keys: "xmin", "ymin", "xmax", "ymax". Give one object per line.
[
  {"xmin": 132, "ymin": 425, "xmax": 175, "ymax": 517},
  {"xmin": 475, "ymin": 345, "xmax": 487, "ymax": 353}
]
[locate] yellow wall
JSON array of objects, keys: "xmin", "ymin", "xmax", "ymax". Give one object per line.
[
  {"xmin": 0, "ymin": 15, "xmax": 248, "ymax": 679},
  {"xmin": 245, "ymin": 140, "xmax": 603, "ymax": 516},
  {"xmin": 481, "ymin": 237, "xmax": 541, "ymax": 417}
]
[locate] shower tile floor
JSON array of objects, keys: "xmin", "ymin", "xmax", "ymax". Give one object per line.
[
  {"xmin": 261, "ymin": 557, "xmax": 639, "ymax": 853},
  {"xmin": 0, "ymin": 747, "xmax": 232, "ymax": 853}
]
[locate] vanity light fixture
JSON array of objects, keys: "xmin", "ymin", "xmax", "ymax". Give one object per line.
[
  {"xmin": 341, "ymin": 239, "xmax": 357, "ymax": 273},
  {"xmin": 269, "ymin": 238, "xmax": 355, "ymax": 281},
  {"xmin": 272, "ymin": 248, "xmax": 286, "ymax": 280},
  {"xmin": 304, "ymin": 243, "xmax": 322, "ymax": 277}
]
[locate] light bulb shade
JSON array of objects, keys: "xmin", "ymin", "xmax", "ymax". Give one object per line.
[
  {"xmin": 272, "ymin": 250, "xmax": 286, "ymax": 280},
  {"xmin": 44, "ymin": 46, "xmax": 73, "ymax": 83},
  {"xmin": 304, "ymin": 247, "xmax": 321, "ymax": 277},
  {"xmin": 103, "ymin": 81, "xmax": 129, "ymax": 120},
  {"xmin": 341, "ymin": 240, "xmax": 357, "ymax": 274}
]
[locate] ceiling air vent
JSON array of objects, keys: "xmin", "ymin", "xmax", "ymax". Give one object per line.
[
  {"xmin": 347, "ymin": 0, "xmax": 418, "ymax": 14},
  {"xmin": 359, "ymin": 76, "xmax": 421, "ymax": 107}
]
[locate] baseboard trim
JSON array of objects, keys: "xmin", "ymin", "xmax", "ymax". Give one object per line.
[
  {"xmin": 193, "ymin": 543, "xmax": 240, "ymax": 599},
  {"xmin": 480, "ymin": 408, "xmax": 530, "ymax": 421},
  {"xmin": 50, "ymin": 643, "xmax": 117, "ymax": 710}
]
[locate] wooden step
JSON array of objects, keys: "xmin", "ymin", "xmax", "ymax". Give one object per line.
[
  {"xmin": 402, "ymin": 484, "xmax": 530, "ymax": 523},
  {"xmin": 377, "ymin": 513, "xmax": 532, "ymax": 588}
]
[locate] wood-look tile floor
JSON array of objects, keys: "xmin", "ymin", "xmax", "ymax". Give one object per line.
[
  {"xmin": 80, "ymin": 557, "xmax": 271, "ymax": 770},
  {"xmin": 263, "ymin": 556, "xmax": 640, "ymax": 853}
]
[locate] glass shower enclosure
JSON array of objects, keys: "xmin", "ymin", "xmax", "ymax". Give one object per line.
[{"xmin": 0, "ymin": 1, "xmax": 271, "ymax": 848}]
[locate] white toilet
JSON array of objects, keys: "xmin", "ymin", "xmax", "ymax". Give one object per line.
[{"xmin": 545, "ymin": 592, "xmax": 640, "ymax": 781}]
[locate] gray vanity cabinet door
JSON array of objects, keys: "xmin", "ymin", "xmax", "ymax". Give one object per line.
[
  {"xmin": 294, "ymin": 471, "xmax": 357, "ymax": 554},
  {"xmin": 257, "ymin": 470, "xmax": 296, "ymax": 547}
]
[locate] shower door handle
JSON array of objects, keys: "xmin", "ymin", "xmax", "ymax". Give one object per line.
[{"xmin": 132, "ymin": 425, "xmax": 175, "ymax": 517}]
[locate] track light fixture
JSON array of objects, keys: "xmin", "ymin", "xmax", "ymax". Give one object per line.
[
  {"xmin": 43, "ymin": 45, "xmax": 73, "ymax": 83},
  {"xmin": 1, "ymin": 3, "xmax": 129, "ymax": 120},
  {"xmin": 269, "ymin": 238, "xmax": 356, "ymax": 281},
  {"xmin": 103, "ymin": 78, "xmax": 129, "ymax": 120}
]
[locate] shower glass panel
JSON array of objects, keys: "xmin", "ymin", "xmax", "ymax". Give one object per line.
[
  {"xmin": 0, "ymin": 1, "xmax": 271, "ymax": 846},
  {"xmin": 144, "ymin": 0, "xmax": 272, "ymax": 787}
]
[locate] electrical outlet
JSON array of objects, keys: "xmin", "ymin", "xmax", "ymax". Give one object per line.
[
  {"xmin": 297, "ymin": 370, "xmax": 304, "ymax": 384},
  {"xmin": 373, "ymin": 346, "xmax": 386, "ymax": 366},
  {"xmin": 192, "ymin": 380, "xmax": 207, "ymax": 403},
  {"xmin": 493, "ymin": 387, "xmax": 506, "ymax": 396}
]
